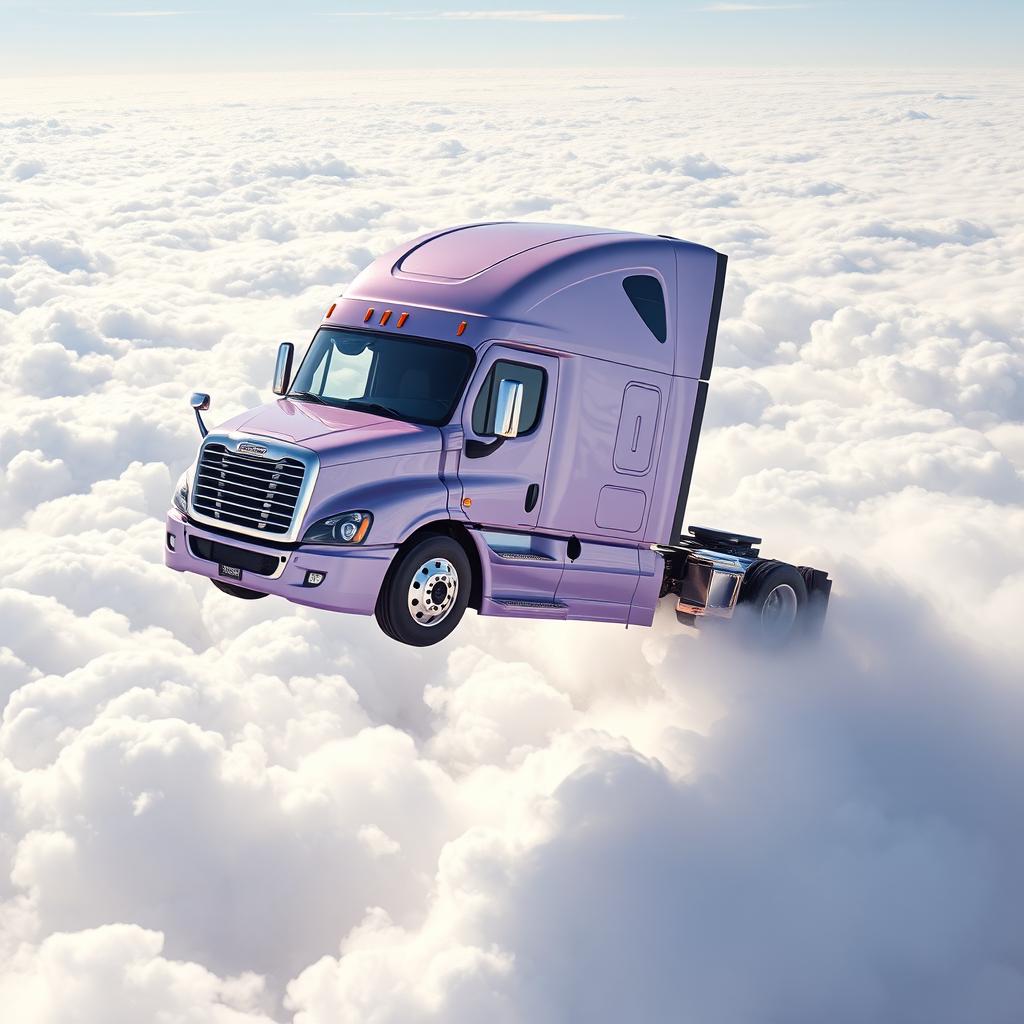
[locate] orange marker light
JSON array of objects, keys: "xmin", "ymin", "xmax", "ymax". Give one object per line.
[
  {"xmin": 456, "ymin": 320, "xmax": 468, "ymax": 337},
  {"xmin": 396, "ymin": 312, "xmax": 409, "ymax": 328},
  {"xmin": 462, "ymin": 497, "xmax": 472, "ymax": 508},
  {"xmin": 380, "ymin": 309, "xmax": 392, "ymax": 326},
  {"xmin": 326, "ymin": 303, "xmax": 336, "ymax": 318},
  {"xmin": 363, "ymin": 307, "xmax": 374, "ymax": 323}
]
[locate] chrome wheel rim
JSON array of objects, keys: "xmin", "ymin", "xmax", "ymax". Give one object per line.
[
  {"xmin": 761, "ymin": 583, "xmax": 798, "ymax": 636},
  {"xmin": 408, "ymin": 557, "xmax": 459, "ymax": 627}
]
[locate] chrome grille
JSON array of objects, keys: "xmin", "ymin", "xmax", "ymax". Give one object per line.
[{"xmin": 192, "ymin": 442, "xmax": 305, "ymax": 536}]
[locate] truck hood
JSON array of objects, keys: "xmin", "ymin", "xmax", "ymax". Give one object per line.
[{"xmin": 220, "ymin": 399, "xmax": 442, "ymax": 466}]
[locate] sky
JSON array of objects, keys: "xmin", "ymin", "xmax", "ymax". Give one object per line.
[
  {"xmin": 1, "ymin": 0, "xmax": 1022, "ymax": 74},
  {"xmin": 1, "ymin": 65, "xmax": 1023, "ymax": 1021}
]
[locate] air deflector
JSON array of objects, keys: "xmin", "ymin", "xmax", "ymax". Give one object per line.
[{"xmin": 397, "ymin": 223, "xmax": 602, "ymax": 281}]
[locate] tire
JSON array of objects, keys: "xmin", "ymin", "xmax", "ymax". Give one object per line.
[
  {"xmin": 375, "ymin": 535, "xmax": 471, "ymax": 647},
  {"xmin": 211, "ymin": 579, "xmax": 268, "ymax": 600},
  {"xmin": 737, "ymin": 559, "xmax": 808, "ymax": 648}
]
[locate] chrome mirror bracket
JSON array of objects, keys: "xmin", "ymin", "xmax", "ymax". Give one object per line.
[{"xmin": 190, "ymin": 392, "xmax": 211, "ymax": 438}]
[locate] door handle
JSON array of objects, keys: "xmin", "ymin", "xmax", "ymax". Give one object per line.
[{"xmin": 525, "ymin": 483, "xmax": 540, "ymax": 513}]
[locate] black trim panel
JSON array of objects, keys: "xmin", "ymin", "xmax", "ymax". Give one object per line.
[
  {"xmin": 700, "ymin": 252, "xmax": 728, "ymax": 382},
  {"xmin": 670, "ymin": 380, "xmax": 708, "ymax": 544},
  {"xmin": 189, "ymin": 535, "xmax": 282, "ymax": 576}
]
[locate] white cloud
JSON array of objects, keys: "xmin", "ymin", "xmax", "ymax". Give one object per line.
[
  {"xmin": 699, "ymin": 3, "xmax": 809, "ymax": 10},
  {"xmin": 0, "ymin": 66, "xmax": 1022, "ymax": 1023},
  {"xmin": 434, "ymin": 9, "xmax": 624, "ymax": 20},
  {"xmin": 0, "ymin": 924, "xmax": 276, "ymax": 1022},
  {"xmin": 323, "ymin": 10, "xmax": 625, "ymax": 22},
  {"xmin": 10, "ymin": 159, "xmax": 46, "ymax": 180},
  {"xmin": 87, "ymin": 10, "xmax": 191, "ymax": 16}
]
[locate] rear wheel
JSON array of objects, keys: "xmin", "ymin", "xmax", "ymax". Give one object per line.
[
  {"xmin": 211, "ymin": 579, "xmax": 267, "ymax": 600},
  {"xmin": 376, "ymin": 536, "xmax": 471, "ymax": 646},
  {"xmin": 737, "ymin": 560, "xmax": 807, "ymax": 648}
]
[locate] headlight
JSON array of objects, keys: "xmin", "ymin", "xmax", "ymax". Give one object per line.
[
  {"xmin": 172, "ymin": 469, "xmax": 190, "ymax": 514},
  {"xmin": 302, "ymin": 510, "xmax": 372, "ymax": 546}
]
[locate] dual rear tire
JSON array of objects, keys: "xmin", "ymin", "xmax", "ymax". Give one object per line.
[{"xmin": 737, "ymin": 559, "xmax": 809, "ymax": 648}]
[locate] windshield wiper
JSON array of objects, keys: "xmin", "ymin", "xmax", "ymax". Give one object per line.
[
  {"xmin": 288, "ymin": 390, "xmax": 327, "ymax": 405},
  {"xmin": 343, "ymin": 400, "xmax": 403, "ymax": 419}
]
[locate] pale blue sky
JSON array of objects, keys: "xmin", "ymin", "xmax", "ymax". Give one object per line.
[{"xmin": 1, "ymin": 1, "xmax": 1020, "ymax": 74}]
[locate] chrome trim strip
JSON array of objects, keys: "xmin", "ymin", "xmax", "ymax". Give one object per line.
[
  {"xmin": 193, "ymin": 485, "xmax": 296, "ymax": 512},
  {"xmin": 192, "ymin": 493, "xmax": 294, "ymax": 522},
  {"xmin": 187, "ymin": 431, "xmax": 320, "ymax": 544},
  {"xmin": 493, "ymin": 551, "xmax": 556, "ymax": 561},
  {"xmin": 196, "ymin": 458, "xmax": 299, "ymax": 481},
  {"xmin": 196, "ymin": 461, "xmax": 302, "ymax": 486},
  {"xmin": 263, "ymin": 552, "xmax": 290, "ymax": 580},
  {"xmin": 493, "ymin": 598, "xmax": 567, "ymax": 609},
  {"xmin": 193, "ymin": 482, "xmax": 299, "ymax": 507}
]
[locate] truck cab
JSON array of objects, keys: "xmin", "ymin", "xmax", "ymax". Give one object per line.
[{"xmin": 166, "ymin": 222, "xmax": 830, "ymax": 646}]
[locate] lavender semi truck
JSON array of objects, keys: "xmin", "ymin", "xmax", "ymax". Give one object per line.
[{"xmin": 165, "ymin": 222, "xmax": 831, "ymax": 647}]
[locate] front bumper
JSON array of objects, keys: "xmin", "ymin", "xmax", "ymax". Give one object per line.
[{"xmin": 165, "ymin": 510, "xmax": 394, "ymax": 616}]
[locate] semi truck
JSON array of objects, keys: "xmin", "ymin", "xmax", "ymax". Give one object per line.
[{"xmin": 165, "ymin": 221, "xmax": 831, "ymax": 647}]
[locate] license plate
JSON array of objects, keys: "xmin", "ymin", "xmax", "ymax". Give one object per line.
[{"xmin": 218, "ymin": 564, "xmax": 242, "ymax": 580}]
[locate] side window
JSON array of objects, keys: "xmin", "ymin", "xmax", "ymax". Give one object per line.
[
  {"xmin": 623, "ymin": 275, "xmax": 667, "ymax": 343},
  {"xmin": 472, "ymin": 359, "xmax": 546, "ymax": 436}
]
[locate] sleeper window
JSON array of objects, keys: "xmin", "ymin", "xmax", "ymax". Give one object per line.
[{"xmin": 622, "ymin": 274, "xmax": 667, "ymax": 343}]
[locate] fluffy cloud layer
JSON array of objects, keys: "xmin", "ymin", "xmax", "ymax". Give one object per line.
[{"xmin": 0, "ymin": 69, "xmax": 1022, "ymax": 1022}]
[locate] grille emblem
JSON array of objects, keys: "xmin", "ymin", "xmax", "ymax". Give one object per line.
[{"xmin": 237, "ymin": 442, "xmax": 268, "ymax": 457}]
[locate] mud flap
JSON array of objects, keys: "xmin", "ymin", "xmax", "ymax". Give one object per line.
[{"xmin": 798, "ymin": 566, "xmax": 832, "ymax": 641}]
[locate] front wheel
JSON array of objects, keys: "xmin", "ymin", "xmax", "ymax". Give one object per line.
[
  {"xmin": 375, "ymin": 536, "xmax": 471, "ymax": 646},
  {"xmin": 737, "ymin": 560, "xmax": 808, "ymax": 648}
]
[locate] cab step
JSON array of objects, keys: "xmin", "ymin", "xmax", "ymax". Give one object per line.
[
  {"xmin": 492, "ymin": 551, "xmax": 557, "ymax": 561},
  {"xmin": 493, "ymin": 598, "xmax": 567, "ymax": 609}
]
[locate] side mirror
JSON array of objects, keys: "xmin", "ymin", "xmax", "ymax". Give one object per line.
[
  {"xmin": 190, "ymin": 392, "xmax": 211, "ymax": 438},
  {"xmin": 494, "ymin": 379, "xmax": 524, "ymax": 438},
  {"xmin": 273, "ymin": 342, "xmax": 294, "ymax": 396}
]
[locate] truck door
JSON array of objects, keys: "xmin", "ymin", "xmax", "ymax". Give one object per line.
[{"xmin": 458, "ymin": 347, "xmax": 559, "ymax": 529}]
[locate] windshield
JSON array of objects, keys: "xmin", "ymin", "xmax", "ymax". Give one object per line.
[{"xmin": 288, "ymin": 327, "xmax": 475, "ymax": 426}]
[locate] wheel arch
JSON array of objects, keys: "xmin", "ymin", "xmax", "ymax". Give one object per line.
[{"xmin": 386, "ymin": 519, "xmax": 483, "ymax": 611}]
